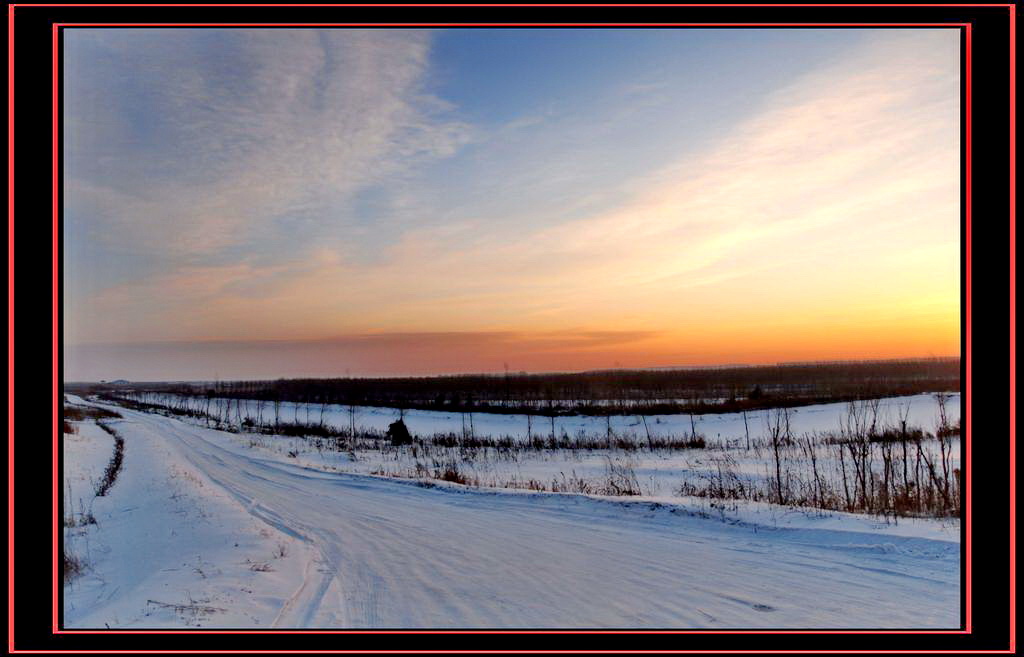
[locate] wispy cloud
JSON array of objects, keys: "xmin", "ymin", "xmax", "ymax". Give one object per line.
[
  {"xmin": 65, "ymin": 29, "xmax": 473, "ymax": 258},
  {"xmin": 64, "ymin": 29, "xmax": 960, "ymax": 378}
]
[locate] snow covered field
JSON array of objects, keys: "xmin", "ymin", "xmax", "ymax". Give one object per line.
[
  {"xmin": 62, "ymin": 394, "xmax": 961, "ymax": 629},
  {"xmin": 63, "ymin": 400, "xmax": 319, "ymax": 628},
  {"xmin": 142, "ymin": 392, "xmax": 959, "ymax": 447},
  {"xmin": 120, "ymin": 391, "xmax": 962, "ymax": 515}
]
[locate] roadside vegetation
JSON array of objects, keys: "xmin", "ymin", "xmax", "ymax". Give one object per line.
[
  {"xmin": 62, "ymin": 398, "xmax": 127, "ymax": 584},
  {"xmin": 94, "ymin": 422, "xmax": 125, "ymax": 497},
  {"xmin": 91, "ymin": 388, "xmax": 960, "ymax": 519}
]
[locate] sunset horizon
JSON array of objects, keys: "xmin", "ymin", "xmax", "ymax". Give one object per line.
[
  {"xmin": 64, "ymin": 28, "xmax": 960, "ymax": 381},
  {"xmin": 65, "ymin": 333, "xmax": 960, "ymax": 382}
]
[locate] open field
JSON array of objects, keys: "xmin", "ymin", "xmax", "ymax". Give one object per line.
[
  {"xmin": 62, "ymin": 394, "xmax": 960, "ymax": 628},
  {"xmin": 91, "ymin": 389, "xmax": 961, "ymax": 518},
  {"xmin": 63, "ymin": 359, "xmax": 962, "ymax": 629}
]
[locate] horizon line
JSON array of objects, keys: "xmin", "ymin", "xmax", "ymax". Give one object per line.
[{"xmin": 64, "ymin": 354, "xmax": 962, "ymax": 385}]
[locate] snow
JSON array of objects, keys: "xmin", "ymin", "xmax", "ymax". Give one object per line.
[
  {"xmin": 146, "ymin": 392, "xmax": 960, "ymax": 446},
  {"xmin": 63, "ymin": 420, "xmax": 116, "ymax": 517},
  {"xmin": 133, "ymin": 393, "xmax": 961, "ymax": 534},
  {"xmin": 62, "ymin": 403, "xmax": 319, "ymax": 628},
  {"xmin": 62, "ymin": 398, "xmax": 961, "ymax": 629}
]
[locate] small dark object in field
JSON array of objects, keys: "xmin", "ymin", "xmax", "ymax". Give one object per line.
[{"xmin": 387, "ymin": 418, "xmax": 413, "ymax": 446}]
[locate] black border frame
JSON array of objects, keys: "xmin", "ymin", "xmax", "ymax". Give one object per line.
[{"xmin": 9, "ymin": 2, "xmax": 1015, "ymax": 653}]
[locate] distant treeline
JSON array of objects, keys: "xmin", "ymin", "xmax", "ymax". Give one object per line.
[{"xmin": 69, "ymin": 358, "xmax": 960, "ymax": 416}]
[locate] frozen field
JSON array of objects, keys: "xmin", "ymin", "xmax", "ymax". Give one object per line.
[
  {"xmin": 62, "ymin": 395, "xmax": 961, "ymax": 629},
  {"xmin": 123, "ymin": 392, "xmax": 962, "ymax": 512},
  {"xmin": 143, "ymin": 392, "xmax": 958, "ymax": 446}
]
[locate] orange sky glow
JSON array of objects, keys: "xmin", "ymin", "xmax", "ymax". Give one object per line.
[{"xmin": 63, "ymin": 29, "xmax": 961, "ymax": 381}]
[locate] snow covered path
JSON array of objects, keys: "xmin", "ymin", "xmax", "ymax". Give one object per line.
[{"xmin": 88, "ymin": 406, "xmax": 961, "ymax": 629}]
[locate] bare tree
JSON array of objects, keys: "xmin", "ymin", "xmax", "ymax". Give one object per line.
[
  {"xmin": 897, "ymin": 401, "xmax": 911, "ymax": 501},
  {"xmin": 765, "ymin": 407, "xmax": 790, "ymax": 505},
  {"xmin": 347, "ymin": 404, "xmax": 358, "ymax": 439},
  {"xmin": 638, "ymin": 414, "xmax": 651, "ymax": 450}
]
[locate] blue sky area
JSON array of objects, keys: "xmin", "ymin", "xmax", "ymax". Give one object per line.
[{"xmin": 62, "ymin": 28, "xmax": 959, "ymax": 379}]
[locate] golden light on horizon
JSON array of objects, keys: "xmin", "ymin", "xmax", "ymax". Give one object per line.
[{"xmin": 63, "ymin": 29, "xmax": 960, "ymax": 380}]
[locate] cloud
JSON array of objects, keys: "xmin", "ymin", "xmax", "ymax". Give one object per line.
[
  {"xmin": 283, "ymin": 30, "xmax": 957, "ymax": 334},
  {"xmin": 65, "ymin": 29, "xmax": 473, "ymax": 257},
  {"xmin": 65, "ymin": 29, "xmax": 960, "ymax": 373},
  {"xmin": 66, "ymin": 330, "xmax": 664, "ymax": 380},
  {"xmin": 518, "ymin": 32, "xmax": 957, "ymax": 275}
]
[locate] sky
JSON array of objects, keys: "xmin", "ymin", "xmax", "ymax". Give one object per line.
[{"xmin": 63, "ymin": 28, "xmax": 961, "ymax": 381}]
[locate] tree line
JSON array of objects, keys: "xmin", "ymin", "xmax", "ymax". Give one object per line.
[{"xmin": 69, "ymin": 357, "xmax": 960, "ymax": 417}]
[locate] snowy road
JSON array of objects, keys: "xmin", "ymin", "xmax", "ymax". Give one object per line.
[{"xmin": 88, "ymin": 406, "xmax": 961, "ymax": 629}]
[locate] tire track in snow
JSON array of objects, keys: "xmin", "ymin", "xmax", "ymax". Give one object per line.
[
  {"xmin": 147, "ymin": 419, "xmax": 341, "ymax": 627},
  {"xmin": 271, "ymin": 550, "xmax": 339, "ymax": 628},
  {"xmin": 115, "ymin": 408, "xmax": 960, "ymax": 629}
]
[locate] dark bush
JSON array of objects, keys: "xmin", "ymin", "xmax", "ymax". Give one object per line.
[
  {"xmin": 64, "ymin": 405, "xmax": 122, "ymax": 421},
  {"xmin": 387, "ymin": 418, "xmax": 413, "ymax": 446}
]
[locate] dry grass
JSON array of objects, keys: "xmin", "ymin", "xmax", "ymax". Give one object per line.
[
  {"xmin": 63, "ymin": 404, "xmax": 122, "ymax": 422},
  {"xmin": 62, "ymin": 546, "xmax": 84, "ymax": 584},
  {"xmin": 94, "ymin": 422, "xmax": 125, "ymax": 497},
  {"xmin": 103, "ymin": 391, "xmax": 960, "ymax": 518}
]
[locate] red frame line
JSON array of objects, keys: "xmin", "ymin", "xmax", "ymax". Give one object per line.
[
  {"xmin": 963, "ymin": 20, "xmax": 972, "ymax": 637},
  {"xmin": 40, "ymin": 13, "xmax": 978, "ymax": 644},
  {"xmin": 1008, "ymin": 3, "xmax": 1018, "ymax": 652},
  {"xmin": 2, "ymin": 646, "xmax": 1024, "ymax": 650},
  {"xmin": 7, "ymin": 3, "xmax": 1021, "ymax": 7},
  {"xmin": 8, "ymin": 651, "xmax": 1024, "ymax": 655},
  {"xmin": 47, "ymin": 21, "xmax": 972, "ymax": 27},
  {"xmin": 44, "ymin": 16, "xmax": 974, "ymax": 638},
  {"xmin": 2, "ymin": 3, "xmax": 1007, "ymax": 650},
  {"xmin": 6, "ymin": 3, "xmax": 15, "ymax": 655},
  {"xmin": 50, "ymin": 18, "xmax": 60, "ymax": 642}
]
